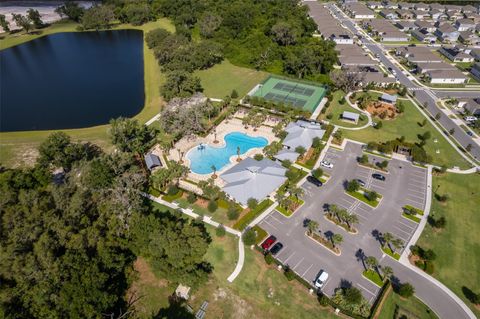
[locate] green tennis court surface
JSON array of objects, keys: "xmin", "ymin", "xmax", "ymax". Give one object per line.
[{"xmin": 251, "ymin": 76, "xmax": 327, "ymax": 112}]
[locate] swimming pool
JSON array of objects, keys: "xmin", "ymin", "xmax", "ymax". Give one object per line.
[{"xmin": 187, "ymin": 132, "xmax": 268, "ymax": 174}]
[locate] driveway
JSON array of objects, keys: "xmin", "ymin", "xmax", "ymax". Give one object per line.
[{"xmin": 259, "ymin": 142, "xmax": 427, "ymax": 302}]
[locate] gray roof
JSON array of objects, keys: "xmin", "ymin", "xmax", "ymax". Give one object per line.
[
  {"xmin": 283, "ymin": 120, "xmax": 325, "ymax": 150},
  {"xmin": 381, "ymin": 93, "xmax": 398, "ymax": 103},
  {"xmin": 342, "ymin": 111, "xmax": 360, "ymax": 121},
  {"xmin": 274, "ymin": 149, "xmax": 300, "ymax": 162},
  {"xmin": 145, "ymin": 153, "xmax": 162, "ymax": 170},
  {"xmin": 221, "ymin": 157, "xmax": 287, "ymax": 205}
]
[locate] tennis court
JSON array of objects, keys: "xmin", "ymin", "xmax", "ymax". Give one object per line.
[{"xmin": 250, "ymin": 76, "xmax": 327, "ymax": 113}]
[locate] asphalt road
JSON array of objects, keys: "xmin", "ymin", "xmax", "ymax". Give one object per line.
[
  {"xmin": 259, "ymin": 142, "xmax": 472, "ymax": 319},
  {"xmin": 308, "ymin": 1, "xmax": 480, "ymax": 162}
]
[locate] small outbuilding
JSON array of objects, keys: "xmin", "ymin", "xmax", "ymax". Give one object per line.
[
  {"xmin": 342, "ymin": 111, "xmax": 360, "ymax": 123},
  {"xmin": 175, "ymin": 284, "xmax": 191, "ymax": 300},
  {"xmin": 144, "ymin": 153, "xmax": 162, "ymax": 171},
  {"xmin": 380, "ymin": 93, "xmax": 398, "ymax": 105}
]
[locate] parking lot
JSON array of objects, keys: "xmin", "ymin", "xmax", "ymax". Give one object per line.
[{"xmin": 259, "ymin": 142, "xmax": 428, "ymax": 301}]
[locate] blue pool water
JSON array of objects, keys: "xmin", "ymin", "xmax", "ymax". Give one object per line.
[{"xmin": 187, "ymin": 132, "xmax": 268, "ymax": 174}]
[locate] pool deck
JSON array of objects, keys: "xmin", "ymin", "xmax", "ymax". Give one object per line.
[{"xmin": 168, "ymin": 116, "xmax": 279, "ymax": 183}]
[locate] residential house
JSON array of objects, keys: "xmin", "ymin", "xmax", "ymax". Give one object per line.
[
  {"xmin": 455, "ymin": 19, "xmax": 476, "ymax": 32},
  {"xmin": 383, "ymin": 1, "xmax": 399, "ymax": 10},
  {"xmin": 470, "ymin": 49, "xmax": 480, "ymax": 61},
  {"xmin": 415, "ymin": 62, "xmax": 456, "ymax": 74},
  {"xmin": 461, "ymin": 98, "xmax": 480, "ymax": 116},
  {"xmin": 414, "ymin": 20, "xmax": 435, "ymax": 33},
  {"xmin": 395, "ymin": 9, "xmax": 414, "ymax": 19},
  {"xmin": 397, "ymin": 46, "xmax": 443, "ymax": 64},
  {"xmin": 413, "ymin": 10, "xmax": 427, "ymax": 19},
  {"xmin": 446, "ymin": 11, "xmax": 463, "ymax": 21},
  {"xmin": 361, "ymin": 72, "xmax": 396, "ymax": 86},
  {"xmin": 414, "ymin": 3, "xmax": 429, "ymax": 11},
  {"xmin": 220, "ymin": 157, "xmax": 287, "ymax": 205},
  {"xmin": 445, "ymin": 5, "xmax": 462, "ymax": 13},
  {"xmin": 412, "ymin": 29, "xmax": 437, "ymax": 43},
  {"xmin": 425, "ymin": 69, "xmax": 468, "ymax": 84},
  {"xmin": 395, "ymin": 21, "xmax": 418, "ymax": 32},
  {"xmin": 439, "ymin": 47, "xmax": 475, "ymax": 63},
  {"xmin": 364, "ymin": 19, "xmax": 409, "ymax": 42},
  {"xmin": 344, "ymin": 3, "xmax": 375, "ymax": 19},
  {"xmin": 471, "ymin": 63, "xmax": 480, "ymax": 80},
  {"xmin": 429, "ymin": 4, "xmax": 445, "ymax": 12},
  {"xmin": 397, "ymin": 2, "xmax": 414, "ymax": 10},
  {"xmin": 274, "ymin": 149, "xmax": 300, "ymax": 162},
  {"xmin": 380, "ymin": 9, "xmax": 398, "ymax": 20},
  {"xmin": 366, "ymin": 1, "xmax": 383, "ymax": 10},
  {"xmin": 435, "ymin": 24, "xmax": 460, "ymax": 43},
  {"xmin": 430, "ymin": 10, "xmax": 447, "ymax": 21},
  {"xmin": 462, "ymin": 5, "xmax": 477, "ymax": 14},
  {"xmin": 307, "ymin": 2, "xmax": 354, "ymax": 45},
  {"xmin": 459, "ymin": 31, "xmax": 480, "ymax": 46}
]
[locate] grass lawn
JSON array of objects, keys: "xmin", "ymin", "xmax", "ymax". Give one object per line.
[
  {"xmin": 233, "ymin": 199, "xmax": 274, "ymax": 230},
  {"xmin": 342, "ymin": 99, "xmax": 471, "ymax": 169},
  {"xmin": 362, "ymin": 269, "xmax": 384, "ymax": 287},
  {"xmin": 378, "ymin": 288, "xmax": 439, "ymax": 319},
  {"xmin": 346, "ymin": 189, "xmax": 381, "ymax": 208},
  {"xmin": 0, "ymin": 18, "xmax": 175, "ymax": 168},
  {"xmin": 382, "ymin": 246, "xmax": 400, "ymax": 260},
  {"xmin": 402, "ymin": 213, "xmax": 421, "ymax": 223},
  {"xmin": 416, "ymin": 173, "xmax": 480, "ymax": 318},
  {"xmin": 318, "ymin": 90, "xmax": 368, "ymax": 128},
  {"xmin": 195, "ymin": 60, "xmax": 268, "ymax": 99}
]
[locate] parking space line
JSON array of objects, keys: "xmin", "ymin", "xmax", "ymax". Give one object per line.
[
  {"xmin": 302, "ymin": 263, "xmax": 314, "ymax": 277},
  {"xmin": 408, "ymin": 188, "xmax": 426, "ymax": 195},
  {"xmin": 292, "ymin": 257, "xmax": 305, "ymax": 270},
  {"xmin": 408, "ymin": 180, "xmax": 425, "ymax": 187},
  {"xmin": 394, "ymin": 225, "xmax": 413, "ymax": 236},
  {"xmin": 269, "ymin": 214, "xmax": 285, "ymax": 224},
  {"xmin": 275, "ymin": 247, "xmax": 290, "ymax": 260},
  {"xmin": 406, "ymin": 198, "xmax": 425, "ymax": 206},
  {"xmin": 407, "ymin": 193, "xmax": 425, "ymax": 200},
  {"xmin": 284, "ymin": 252, "xmax": 296, "ymax": 265},
  {"xmin": 357, "ymin": 283, "xmax": 377, "ymax": 296},
  {"xmin": 262, "ymin": 220, "xmax": 279, "ymax": 231},
  {"xmin": 396, "ymin": 220, "xmax": 417, "ymax": 230}
]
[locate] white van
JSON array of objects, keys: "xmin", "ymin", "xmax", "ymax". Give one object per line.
[{"xmin": 314, "ymin": 271, "xmax": 329, "ymax": 289}]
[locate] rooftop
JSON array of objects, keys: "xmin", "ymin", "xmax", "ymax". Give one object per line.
[{"xmin": 283, "ymin": 120, "xmax": 325, "ymax": 150}]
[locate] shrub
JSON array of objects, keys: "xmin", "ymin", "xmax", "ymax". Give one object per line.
[
  {"xmin": 377, "ymin": 160, "xmax": 389, "ymax": 169},
  {"xmin": 242, "ymin": 228, "xmax": 256, "ymax": 245},
  {"xmin": 375, "ymin": 121, "xmax": 383, "ymax": 129},
  {"xmin": 208, "ymin": 200, "xmax": 218, "ymax": 212},
  {"xmin": 358, "ymin": 154, "xmax": 368, "ymax": 164},
  {"xmin": 187, "ymin": 193, "xmax": 197, "ymax": 204},
  {"xmin": 227, "ymin": 206, "xmax": 240, "ymax": 220},
  {"xmin": 397, "ymin": 282, "xmax": 415, "ymax": 298},
  {"xmin": 254, "ymin": 153, "xmax": 264, "ymax": 161},
  {"xmin": 216, "ymin": 224, "xmax": 226, "ymax": 237},
  {"xmin": 346, "ymin": 179, "xmax": 360, "ymax": 192},
  {"xmin": 365, "ymin": 191, "xmax": 379, "ymax": 202},
  {"xmin": 312, "ymin": 168, "xmax": 323, "ymax": 179},
  {"xmin": 339, "ymin": 96, "xmax": 346, "ymax": 104},
  {"xmin": 326, "ymin": 114, "xmax": 333, "ymax": 120},
  {"xmin": 284, "ymin": 267, "xmax": 295, "ymax": 281},
  {"xmin": 167, "ymin": 184, "xmax": 179, "ymax": 196},
  {"xmin": 247, "ymin": 198, "xmax": 258, "ymax": 210},
  {"xmin": 424, "ymin": 261, "xmax": 434, "ymax": 274},
  {"xmin": 435, "ymin": 193, "xmax": 449, "ymax": 202},
  {"xmin": 265, "ymin": 253, "xmax": 274, "ymax": 265},
  {"xmin": 231, "ymin": 89, "xmax": 238, "ymax": 98},
  {"xmin": 281, "ymin": 159, "xmax": 292, "ymax": 168},
  {"xmin": 318, "ymin": 295, "xmax": 329, "ymax": 307}
]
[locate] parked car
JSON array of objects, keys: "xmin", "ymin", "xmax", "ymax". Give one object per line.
[
  {"xmin": 372, "ymin": 173, "xmax": 386, "ymax": 181},
  {"xmin": 320, "ymin": 160, "xmax": 333, "ymax": 169},
  {"xmin": 355, "ymin": 179, "xmax": 366, "ymax": 187},
  {"xmin": 307, "ymin": 175, "xmax": 323, "ymax": 187},
  {"xmin": 465, "ymin": 116, "xmax": 477, "ymax": 123},
  {"xmin": 314, "ymin": 270, "xmax": 329, "ymax": 289},
  {"xmin": 270, "ymin": 242, "xmax": 284, "ymax": 255},
  {"xmin": 261, "ymin": 235, "xmax": 277, "ymax": 251},
  {"xmin": 467, "ymin": 131, "xmax": 473, "ymax": 137}
]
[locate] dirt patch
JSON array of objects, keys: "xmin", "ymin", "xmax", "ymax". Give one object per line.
[
  {"xmin": 195, "ymin": 197, "xmax": 210, "ymax": 208},
  {"xmin": 408, "ymin": 254, "xmax": 421, "ymax": 266},
  {"xmin": 366, "ymin": 102, "xmax": 398, "ymax": 120},
  {"xmin": 297, "ymin": 147, "xmax": 314, "ymax": 165},
  {"xmin": 133, "ymin": 258, "xmax": 168, "ymax": 289}
]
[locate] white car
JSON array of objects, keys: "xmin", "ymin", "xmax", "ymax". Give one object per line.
[
  {"xmin": 320, "ymin": 160, "xmax": 333, "ymax": 169},
  {"xmin": 314, "ymin": 271, "xmax": 329, "ymax": 289}
]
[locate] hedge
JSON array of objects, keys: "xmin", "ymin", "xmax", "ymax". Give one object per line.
[{"xmin": 233, "ymin": 199, "xmax": 274, "ymax": 230}]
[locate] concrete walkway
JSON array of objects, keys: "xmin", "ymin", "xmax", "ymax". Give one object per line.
[
  {"xmin": 334, "ymin": 92, "xmax": 373, "ymax": 131},
  {"xmin": 310, "ymin": 97, "xmax": 328, "ymax": 120},
  {"xmin": 145, "ymin": 194, "xmax": 245, "ymax": 283}
]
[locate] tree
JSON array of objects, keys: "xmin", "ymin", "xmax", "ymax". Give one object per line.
[
  {"xmin": 466, "ymin": 144, "xmax": 472, "ymax": 152},
  {"xmin": 330, "ymin": 69, "xmax": 365, "ymax": 92},
  {"xmin": 397, "ymin": 283, "xmax": 415, "ymax": 298},
  {"xmin": 247, "ymin": 197, "xmax": 258, "ymax": 210},
  {"xmin": 346, "ymin": 179, "xmax": 360, "ymax": 192},
  {"xmin": 312, "ymin": 137, "xmax": 322, "ymax": 149},
  {"xmin": 231, "ymin": 89, "xmax": 239, "ymax": 98},
  {"xmin": 295, "ymin": 146, "xmax": 307, "ymax": 158},
  {"xmin": 345, "ymin": 213, "xmax": 359, "ymax": 230},
  {"xmin": 211, "ymin": 165, "xmax": 217, "ymax": 177},
  {"xmin": 81, "ymin": 5, "xmax": 115, "ymax": 30},
  {"xmin": 271, "ymin": 22, "xmax": 298, "ymax": 46},
  {"xmin": 381, "ymin": 266, "xmax": 394, "ymax": 280},
  {"xmin": 307, "ymin": 220, "xmax": 319, "ymax": 235},
  {"xmin": 449, "ymin": 128, "xmax": 455, "ymax": 135},
  {"xmin": 375, "ymin": 121, "xmax": 383, "ymax": 129},
  {"xmin": 207, "ymin": 200, "xmax": 218, "ymax": 212},
  {"xmin": 377, "ymin": 160, "xmax": 389, "ymax": 169},
  {"xmin": 382, "ymin": 232, "xmax": 394, "ymax": 248},
  {"xmin": 391, "ymin": 238, "xmax": 404, "ymax": 253},
  {"xmin": 242, "ymin": 228, "xmax": 257, "ymax": 245},
  {"xmin": 312, "ymin": 168, "xmax": 323, "ymax": 179},
  {"xmin": 12, "ymin": 13, "xmax": 32, "ymax": 33},
  {"xmin": 198, "ymin": 12, "xmax": 222, "ymax": 38},
  {"xmin": 227, "ymin": 205, "xmax": 240, "ymax": 220},
  {"xmin": 420, "ymin": 119, "xmax": 427, "ymax": 127},
  {"xmin": 161, "ymin": 71, "xmax": 203, "ymax": 101},
  {"xmin": 109, "ymin": 118, "xmax": 156, "ymax": 154},
  {"xmin": 365, "ymin": 190, "xmax": 379, "ymax": 202},
  {"xmin": 121, "ymin": 3, "xmax": 152, "ymax": 25},
  {"xmin": 0, "ymin": 14, "xmax": 11, "ymax": 32},
  {"xmin": 55, "ymin": 2, "xmax": 85, "ymax": 22},
  {"xmin": 289, "ymin": 185, "xmax": 304, "ymax": 200},
  {"xmin": 344, "ymin": 287, "xmax": 363, "ymax": 305},
  {"xmin": 358, "ymin": 154, "xmax": 368, "ymax": 164},
  {"xmin": 332, "ymin": 233, "xmax": 343, "ymax": 248},
  {"xmin": 365, "ymin": 256, "xmax": 378, "ymax": 271},
  {"xmin": 27, "ymin": 8, "xmax": 44, "ymax": 28}
]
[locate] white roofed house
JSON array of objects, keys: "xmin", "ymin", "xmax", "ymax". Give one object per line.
[
  {"xmin": 379, "ymin": 9, "xmax": 398, "ymax": 20},
  {"xmin": 220, "ymin": 157, "xmax": 287, "ymax": 205},
  {"xmin": 283, "ymin": 120, "xmax": 325, "ymax": 151},
  {"xmin": 380, "ymin": 93, "xmax": 397, "ymax": 105},
  {"xmin": 342, "ymin": 111, "xmax": 360, "ymax": 123}
]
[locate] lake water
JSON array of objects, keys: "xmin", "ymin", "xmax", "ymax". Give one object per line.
[{"xmin": 0, "ymin": 30, "xmax": 144, "ymax": 132}]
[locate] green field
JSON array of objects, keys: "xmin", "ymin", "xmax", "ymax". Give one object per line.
[
  {"xmin": 195, "ymin": 60, "xmax": 268, "ymax": 99},
  {"xmin": 319, "ymin": 90, "xmax": 367, "ymax": 128},
  {"xmin": 416, "ymin": 173, "xmax": 480, "ymax": 318},
  {"xmin": 0, "ymin": 19, "xmax": 175, "ymax": 168},
  {"xmin": 342, "ymin": 98, "xmax": 471, "ymax": 169},
  {"xmin": 378, "ymin": 288, "xmax": 438, "ymax": 319},
  {"xmin": 252, "ymin": 75, "xmax": 327, "ymax": 113}
]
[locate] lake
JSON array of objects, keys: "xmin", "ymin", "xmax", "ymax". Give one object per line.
[{"xmin": 0, "ymin": 29, "xmax": 144, "ymax": 132}]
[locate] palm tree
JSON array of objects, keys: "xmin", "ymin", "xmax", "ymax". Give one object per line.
[
  {"xmin": 289, "ymin": 185, "xmax": 304, "ymax": 200},
  {"xmin": 391, "ymin": 238, "xmax": 404, "ymax": 253},
  {"xmin": 337, "ymin": 209, "xmax": 348, "ymax": 224},
  {"xmin": 211, "ymin": 165, "xmax": 217, "ymax": 178},
  {"xmin": 381, "ymin": 265, "xmax": 393, "ymax": 281},
  {"xmin": 382, "ymin": 232, "xmax": 394, "ymax": 249},
  {"xmin": 345, "ymin": 213, "xmax": 359, "ymax": 231},
  {"xmin": 365, "ymin": 256, "xmax": 378, "ymax": 272},
  {"xmin": 307, "ymin": 220, "xmax": 319, "ymax": 235},
  {"xmin": 236, "ymin": 146, "xmax": 241, "ymax": 161},
  {"xmin": 331, "ymin": 233, "xmax": 343, "ymax": 248},
  {"xmin": 328, "ymin": 204, "xmax": 339, "ymax": 219},
  {"xmin": 213, "ymin": 129, "xmax": 218, "ymax": 143}
]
